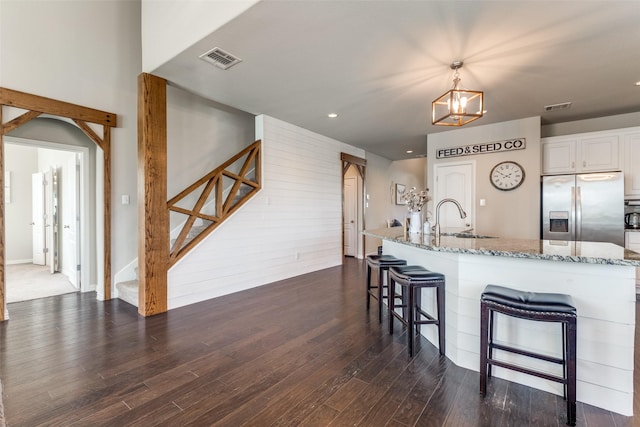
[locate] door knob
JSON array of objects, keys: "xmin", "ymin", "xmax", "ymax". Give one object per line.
[{"xmin": 64, "ymin": 225, "xmax": 70, "ymax": 229}]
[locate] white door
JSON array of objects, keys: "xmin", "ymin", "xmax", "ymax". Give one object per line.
[
  {"xmin": 44, "ymin": 168, "xmax": 59, "ymax": 273},
  {"xmin": 62, "ymin": 156, "xmax": 80, "ymax": 287},
  {"xmin": 343, "ymin": 176, "xmax": 357, "ymax": 256},
  {"xmin": 31, "ymin": 173, "xmax": 46, "ymax": 265},
  {"xmin": 433, "ymin": 161, "xmax": 475, "ymax": 231}
]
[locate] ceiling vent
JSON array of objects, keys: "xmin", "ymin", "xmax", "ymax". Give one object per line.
[
  {"xmin": 544, "ymin": 102, "xmax": 572, "ymax": 112},
  {"xmin": 199, "ymin": 47, "xmax": 242, "ymax": 70}
]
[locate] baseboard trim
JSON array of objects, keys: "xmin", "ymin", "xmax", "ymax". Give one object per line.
[{"xmin": 6, "ymin": 259, "xmax": 32, "ymax": 265}]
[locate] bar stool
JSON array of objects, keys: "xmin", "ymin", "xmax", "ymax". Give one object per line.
[
  {"xmin": 388, "ymin": 265, "xmax": 445, "ymax": 357},
  {"xmin": 365, "ymin": 254, "xmax": 407, "ymax": 323},
  {"xmin": 479, "ymin": 284, "xmax": 577, "ymax": 426}
]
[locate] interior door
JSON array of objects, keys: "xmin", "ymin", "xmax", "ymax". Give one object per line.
[
  {"xmin": 31, "ymin": 172, "xmax": 46, "ymax": 265},
  {"xmin": 45, "ymin": 168, "xmax": 59, "ymax": 273},
  {"xmin": 343, "ymin": 176, "xmax": 357, "ymax": 256},
  {"xmin": 62, "ymin": 156, "xmax": 80, "ymax": 287},
  {"xmin": 433, "ymin": 161, "xmax": 475, "ymax": 231}
]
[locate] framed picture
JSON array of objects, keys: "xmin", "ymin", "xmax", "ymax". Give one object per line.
[{"xmin": 395, "ymin": 183, "xmax": 406, "ymax": 205}]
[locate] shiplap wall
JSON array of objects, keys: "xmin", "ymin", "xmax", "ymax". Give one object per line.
[{"xmin": 167, "ymin": 115, "xmax": 365, "ymax": 309}]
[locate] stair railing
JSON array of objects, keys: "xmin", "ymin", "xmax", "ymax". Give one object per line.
[{"xmin": 167, "ymin": 139, "xmax": 261, "ymax": 266}]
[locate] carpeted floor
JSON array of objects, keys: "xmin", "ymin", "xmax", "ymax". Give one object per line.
[{"xmin": 6, "ymin": 263, "xmax": 77, "ymax": 303}]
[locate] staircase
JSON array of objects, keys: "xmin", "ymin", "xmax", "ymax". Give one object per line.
[{"xmin": 116, "ymin": 140, "xmax": 262, "ymax": 308}]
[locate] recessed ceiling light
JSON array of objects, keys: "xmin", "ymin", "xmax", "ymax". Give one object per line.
[
  {"xmin": 406, "ymin": 150, "xmax": 414, "ymax": 154},
  {"xmin": 635, "ymin": 81, "xmax": 640, "ymax": 86},
  {"xmin": 327, "ymin": 113, "xmax": 338, "ymax": 118}
]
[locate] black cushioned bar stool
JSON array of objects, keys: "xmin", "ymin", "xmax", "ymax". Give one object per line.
[
  {"xmin": 366, "ymin": 254, "xmax": 407, "ymax": 323},
  {"xmin": 479, "ymin": 284, "xmax": 577, "ymax": 426},
  {"xmin": 388, "ymin": 265, "xmax": 445, "ymax": 357}
]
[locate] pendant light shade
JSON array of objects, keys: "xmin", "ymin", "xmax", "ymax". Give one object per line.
[{"xmin": 432, "ymin": 61, "xmax": 484, "ymax": 126}]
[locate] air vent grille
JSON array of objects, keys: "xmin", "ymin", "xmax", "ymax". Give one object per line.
[
  {"xmin": 544, "ymin": 102, "xmax": 572, "ymax": 112},
  {"xmin": 199, "ymin": 47, "xmax": 242, "ymax": 70}
]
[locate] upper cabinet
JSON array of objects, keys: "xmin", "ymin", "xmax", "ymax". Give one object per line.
[
  {"xmin": 541, "ymin": 131, "xmax": 620, "ymax": 175},
  {"xmin": 624, "ymin": 132, "xmax": 640, "ymax": 198},
  {"xmin": 542, "ymin": 127, "xmax": 640, "ymax": 199},
  {"xmin": 541, "ymin": 139, "xmax": 578, "ymax": 174}
]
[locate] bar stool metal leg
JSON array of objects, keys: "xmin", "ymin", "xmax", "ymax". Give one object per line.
[
  {"xmin": 366, "ymin": 255, "xmax": 407, "ymax": 324},
  {"xmin": 479, "ymin": 284, "xmax": 577, "ymax": 426},
  {"xmin": 479, "ymin": 301, "xmax": 489, "ymax": 394},
  {"xmin": 388, "ymin": 266, "xmax": 446, "ymax": 357}
]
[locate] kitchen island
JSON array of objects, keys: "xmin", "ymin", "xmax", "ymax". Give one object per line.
[{"xmin": 364, "ymin": 227, "xmax": 640, "ymax": 416}]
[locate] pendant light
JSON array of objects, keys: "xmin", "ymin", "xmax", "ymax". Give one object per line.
[{"xmin": 432, "ymin": 61, "xmax": 484, "ymax": 126}]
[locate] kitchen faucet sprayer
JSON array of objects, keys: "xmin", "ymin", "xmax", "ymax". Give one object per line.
[{"xmin": 434, "ymin": 198, "xmax": 467, "ymax": 239}]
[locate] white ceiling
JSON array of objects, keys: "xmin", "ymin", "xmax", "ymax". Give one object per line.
[{"xmin": 154, "ymin": 1, "xmax": 640, "ymax": 161}]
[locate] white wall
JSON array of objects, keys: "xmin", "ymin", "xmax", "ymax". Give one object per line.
[
  {"xmin": 389, "ymin": 158, "xmax": 428, "ymax": 223},
  {"xmin": 141, "ymin": 0, "xmax": 259, "ymax": 72},
  {"xmin": 542, "ymin": 111, "xmax": 640, "ymax": 138},
  {"xmin": 363, "ymin": 153, "xmax": 427, "ymax": 254},
  {"xmin": 1, "ymin": 0, "xmax": 142, "ymax": 287},
  {"xmin": 428, "ymin": 117, "xmax": 541, "ymax": 240},
  {"xmin": 167, "ymin": 85, "xmax": 255, "ymax": 199},
  {"xmin": 167, "ymin": 115, "xmax": 364, "ymax": 309},
  {"xmin": 4, "ymin": 144, "xmax": 37, "ymax": 263}
]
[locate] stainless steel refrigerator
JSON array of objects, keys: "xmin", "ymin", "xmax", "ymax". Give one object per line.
[{"xmin": 541, "ymin": 171, "xmax": 624, "ymax": 246}]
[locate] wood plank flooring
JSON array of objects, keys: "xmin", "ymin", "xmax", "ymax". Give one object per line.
[{"xmin": 0, "ymin": 257, "xmax": 635, "ymax": 426}]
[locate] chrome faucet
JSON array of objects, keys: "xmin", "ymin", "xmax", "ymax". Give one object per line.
[{"xmin": 434, "ymin": 198, "xmax": 467, "ymax": 239}]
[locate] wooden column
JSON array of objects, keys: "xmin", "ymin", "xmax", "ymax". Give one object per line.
[
  {"xmin": 137, "ymin": 73, "xmax": 168, "ymax": 316},
  {"xmin": 103, "ymin": 125, "xmax": 112, "ymax": 300}
]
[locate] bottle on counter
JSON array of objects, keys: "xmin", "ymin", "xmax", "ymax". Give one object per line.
[{"xmin": 423, "ymin": 220, "xmax": 431, "ymax": 235}]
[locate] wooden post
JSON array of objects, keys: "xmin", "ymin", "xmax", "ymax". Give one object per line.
[
  {"xmin": 0, "ymin": 88, "xmax": 116, "ymax": 320},
  {"xmin": 137, "ymin": 73, "xmax": 168, "ymax": 316}
]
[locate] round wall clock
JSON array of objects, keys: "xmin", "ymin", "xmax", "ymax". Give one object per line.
[{"xmin": 490, "ymin": 161, "xmax": 525, "ymax": 191}]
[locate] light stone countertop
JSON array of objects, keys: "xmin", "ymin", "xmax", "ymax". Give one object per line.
[{"xmin": 364, "ymin": 227, "xmax": 640, "ymax": 267}]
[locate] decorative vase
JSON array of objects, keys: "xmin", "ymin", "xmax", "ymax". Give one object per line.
[{"xmin": 409, "ymin": 211, "xmax": 422, "ymax": 234}]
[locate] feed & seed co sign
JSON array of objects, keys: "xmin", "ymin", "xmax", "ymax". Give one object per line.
[{"xmin": 436, "ymin": 138, "xmax": 526, "ymax": 159}]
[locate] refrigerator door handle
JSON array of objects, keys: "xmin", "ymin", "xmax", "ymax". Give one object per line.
[
  {"xmin": 575, "ymin": 186, "xmax": 582, "ymax": 241},
  {"xmin": 570, "ymin": 186, "xmax": 576, "ymax": 239}
]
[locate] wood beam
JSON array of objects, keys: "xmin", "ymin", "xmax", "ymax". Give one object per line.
[
  {"xmin": 0, "ymin": 89, "xmax": 117, "ymax": 321},
  {"xmin": 1, "ymin": 110, "xmax": 42, "ymax": 135},
  {"xmin": 103, "ymin": 125, "xmax": 112, "ymax": 300},
  {"xmin": 137, "ymin": 73, "xmax": 168, "ymax": 316},
  {"xmin": 0, "ymin": 87, "xmax": 116, "ymax": 127},
  {"xmin": 341, "ymin": 152, "xmax": 367, "ymax": 167}
]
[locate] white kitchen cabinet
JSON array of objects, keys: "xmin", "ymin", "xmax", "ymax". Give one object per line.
[
  {"xmin": 624, "ymin": 231, "xmax": 640, "ymax": 292},
  {"xmin": 626, "ymin": 231, "xmax": 640, "ymax": 251},
  {"xmin": 624, "ymin": 132, "xmax": 640, "ymax": 198},
  {"xmin": 541, "ymin": 131, "xmax": 620, "ymax": 175},
  {"xmin": 541, "ymin": 139, "xmax": 577, "ymax": 174},
  {"xmin": 580, "ymin": 134, "xmax": 619, "ymax": 172}
]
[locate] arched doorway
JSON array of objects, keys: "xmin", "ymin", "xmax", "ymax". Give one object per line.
[
  {"xmin": 341, "ymin": 153, "xmax": 366, "ymax": 259},
  {"xmin": 0, "ymin": 87, "xmax": 117, "ymax": 321}
]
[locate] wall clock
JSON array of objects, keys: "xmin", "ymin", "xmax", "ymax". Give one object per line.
[{"xmin": 490, "ymin": 161, "xmax": 525, "ymax": 191}]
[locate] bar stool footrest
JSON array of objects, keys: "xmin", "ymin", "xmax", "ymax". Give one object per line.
[{"xmin": 488, "ymin": 359, "xmax": 567, "ymax": 384}]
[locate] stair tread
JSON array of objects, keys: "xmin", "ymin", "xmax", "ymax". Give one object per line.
[{"xmin": 116, "ymin": 280, "xmax": 139, "ymax": 307}]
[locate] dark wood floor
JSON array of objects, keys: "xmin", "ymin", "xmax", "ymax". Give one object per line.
[{"xmin": 0, "ymin": 257, "xmax": 635, "ymax": 426}]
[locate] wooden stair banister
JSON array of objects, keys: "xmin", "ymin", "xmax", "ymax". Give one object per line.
[{"xmin": 167, "ymin": 139, "xmax": 261, "ymax": 266}]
